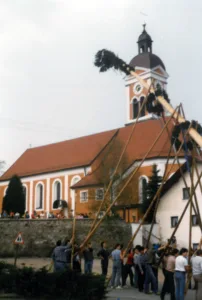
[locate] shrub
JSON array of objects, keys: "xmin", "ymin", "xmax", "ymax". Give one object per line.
[{"xmin": 0, "ymin": 262, "xmax": 107, "ymax": 299}]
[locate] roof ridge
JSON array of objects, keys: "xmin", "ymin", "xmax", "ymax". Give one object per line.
[{"xmin": 26, "ymin": 128, "xmax": 119, "ymax": 151}]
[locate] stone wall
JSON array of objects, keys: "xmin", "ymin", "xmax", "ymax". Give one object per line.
[{"xmin": 0, "ymin": 219, "xmax": 132, "ymax": 257}]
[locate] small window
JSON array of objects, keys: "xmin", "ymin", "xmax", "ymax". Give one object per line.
[
  {"xmin": 193, "ymin": 243, "xmax": 199, "ymax": 251},
  {"xmin": 140, "ymin": 96, "xmax": 146, "ymax": 117},
  {"xmin": 95, "ymin": 188, "xmax": 104, "ymax": 200},
  {"xmin": 133, "ymin": 99, "xmax": 139, "ymax": 119},
  {"xmin": 192, "ymin": 215, "xmax": 199, "ymax": 226},
  {"xmin": 171, "ymin": 216, "xmax": 178, "ymax": 228},
  {"xmin": 182, "ymin": 187, "xmax": 190, "ymax": 200},
  {"xmin": 80, "ymin": 191, "xmax": 88, "ymax": 203}
]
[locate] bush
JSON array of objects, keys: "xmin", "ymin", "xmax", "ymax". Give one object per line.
[{"xmin": 0, "ymin": 262, "xmax": 107, "ymax": 299}]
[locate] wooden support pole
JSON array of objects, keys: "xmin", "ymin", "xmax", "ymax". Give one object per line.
[
  {"xmin": 71, "ymin": 197, "xmax": 77, "ymax": 270},
  {"xmin": 80, "ymin": 109, "xmax": 178, "ymax": 250},
  {"xmin": 89, "ymin": 81, "xmax": 155, "ymax": 233},
  {"xmin": 188, "ymin": 164, "xmax": 194, "ymax": 264},
  {"xmin": 89, "ymin": 94, "xmax": 150, "ymax": 232}
]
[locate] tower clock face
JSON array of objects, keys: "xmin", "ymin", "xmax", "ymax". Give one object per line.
[{"xmin": 133, "ymin": 83, "xmax": 143, "ymax": 95}]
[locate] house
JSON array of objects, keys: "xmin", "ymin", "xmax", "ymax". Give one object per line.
[
  {"xmin": 0, "ymin": 25, "xmax": 185, "ymax": 221},
  {"xmin": 156, "ymin": 160, "xmax": 202, "ymax": 249}
]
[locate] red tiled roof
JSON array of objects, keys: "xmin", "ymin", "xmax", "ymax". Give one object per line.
[
  {"xmin": 1, "ymin": 117, "xmax": 184, "ymax": 183},
  {"xmin": 0, "ymin": 129, "xmax": 117, "ymax": 181},
  {"xmin": 72, "ymin": 118, "xmax": 182, "ymax": 189}
]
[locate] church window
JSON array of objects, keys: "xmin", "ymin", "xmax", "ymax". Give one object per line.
[
  {"xmin": 95, "ymin": 188, "xmax": 104, "ymax": 200},
  {"xmin": 23, "ymin": 185, "xmax": 27, "ymax": 211},
  {"xmin": 133, "ymin": 99, "xmax": 139, "ymax": 119},
  {"xmin": 140, "ymin": 96, "xmax": 146, "ymax": 117},
  {"xmin": 171, "ymin": 216, "xmax": 178, "ymax": 228},
  {"xmin": 54, "ymin": 181, "xmax": 61, "ymax": 201},
  {"xmin": 139, "ymin": 176, "xmax": 148, "ymax": 204},
  {"xmin": 36, "ymin": 183, "xmax": 44, "ymax": 210},
  {"xmin": 80, "ymin": 191, "xmax": 88, "ymax": 203}
]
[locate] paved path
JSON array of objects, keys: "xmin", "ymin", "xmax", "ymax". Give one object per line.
[{"xmin": 107, "ymin": 287, "xmax": 195, "ymax": 300}]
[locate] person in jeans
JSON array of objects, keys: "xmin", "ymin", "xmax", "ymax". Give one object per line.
[
  {"xmin": 161, "ymin": 248, "xmax": 179, "ymax": 300},
  {"xmin": 83, "ymin": 242, "xmax": 94, "ymax": 274},
  {"xmin": 191, "ymin": 249, "xmax": 202, "ymax": 300},
  {"xmin": 144, "ymin": 247, "xmax": 158, "ymax": 294},
  {"xmin": 175, "ymin": 248, "xmax": 189, "ymax": 300},
  {"xmin": 110, "ymin": 243, "xmax": 122, "ymax": 289},
  {"xmin": 97, "ymin": 241, "xmax": 110, "ymax": 276},
  {"xmin": 122, "ymin": 248, "xmax": 134, "ymax": 287}
]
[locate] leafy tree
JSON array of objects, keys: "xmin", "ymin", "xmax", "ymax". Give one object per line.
[
  {"xmin": 2, "ymin": 175, "xmax": 25, "ymax": 215},
  {"xmin": 141, "ymin": 164, "xmax": 162, "ymax": 223}
]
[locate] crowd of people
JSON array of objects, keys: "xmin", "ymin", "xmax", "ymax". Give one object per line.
[
  {"xmin": 51, "ymin": 238, "xmax": 202, "ymax": 300},
  {"xmin": 0, "ymin": 210, "xmax": 89, "ymax": 219}
]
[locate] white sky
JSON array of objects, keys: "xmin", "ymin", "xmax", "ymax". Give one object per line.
[{"xmin": 0, "ymin": 0, "xmax": 201, "ymax": 171}]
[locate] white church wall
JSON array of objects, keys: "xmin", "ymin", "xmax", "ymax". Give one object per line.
[{"xmin": 156, "ymin": 164, "xmax": 202, "ymax": 249}]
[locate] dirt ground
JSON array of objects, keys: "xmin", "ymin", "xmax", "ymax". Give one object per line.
[{"xmin": 0, "ymin": 257, "xmax": 112, "ymax": 274}]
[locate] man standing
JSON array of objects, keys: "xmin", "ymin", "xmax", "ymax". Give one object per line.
[
  {"xmin": 135, "ymin": 246, "xmax": 145, "ymax": 292},
  {"xmin": 161, "ymin": 248, "xmax": 179, "ymax": 300},
  {"xmin": 52, "ymin": 239, "xmax": 72, "ymax": 271},
  {"xmin": 97, "ymin": 241, "xmax": 110, "ymax": 276},
  {"xmin": 175, "ymin": 248, "xmax": 189, "ymax": 300},
  {"xmin": 110, "ymin": 244, "xmax": 122, "ymax": 289},
  {"xmin": 191, "ymin": 249, "xmax": 202, "ymax": 300},
  {"xmin": 83, "ymin": 242, "xmax": 94, "ymax": 274},
  {"xmin": 144, "ymin": 247, "xmax": 158, "ymax": 295}
]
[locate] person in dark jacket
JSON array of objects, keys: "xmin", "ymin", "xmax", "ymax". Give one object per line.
[
  {"xmin": 97, "ymin": 241, "xmax": 110, "ymax": 276},
  {"xmin": 83, "ymin": 242, "xmax": 94, "ymax": 274}
]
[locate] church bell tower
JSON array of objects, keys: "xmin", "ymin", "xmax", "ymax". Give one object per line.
[{"xmin": 125, "ymin": 25, "xmax": 169, "ymax": 124}]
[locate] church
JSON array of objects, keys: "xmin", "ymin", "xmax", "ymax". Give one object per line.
[{"xmin": 0, "ymin": 26, "xmax": 185, "ymax": 222}]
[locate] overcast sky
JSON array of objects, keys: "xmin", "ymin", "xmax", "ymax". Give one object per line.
[{"xmin": 0, "ymin": 0, "xmax": 201, "ymax": 171}]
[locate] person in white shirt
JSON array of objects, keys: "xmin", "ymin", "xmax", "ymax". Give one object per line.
[
  {"xmin": 175, "ymin": 248, "xmax": 189, "ymax": 300},
  {"xmin": 191, "ymin": 249, "xmax": 202, "ymax": 300}
]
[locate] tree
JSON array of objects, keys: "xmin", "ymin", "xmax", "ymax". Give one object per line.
[
  {"xmin": 141, "ymin": 164, "xmax": 162, "ymax": 223},
  {"xmin": 2, "ymin": 175, "xmax": 25, "ymax": 215},
  {"xmin": 89, "ymin": 137, "xmax": 130, "ymax": 215}
]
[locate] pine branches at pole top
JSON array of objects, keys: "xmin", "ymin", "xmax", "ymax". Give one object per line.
[
  {"xmin": 94, "ymin": 49, "xmax": 202, "ymax": 147},
  {"xmin": 80, "ymin": 107, "xmax": 179, "ymax": 251}
]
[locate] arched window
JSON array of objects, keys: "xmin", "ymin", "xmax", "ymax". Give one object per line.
[
  {"xmin": 23, "ymin": 185, "xmax": 27, "ymax": 211},
  {"xmin": 71, "ymin": 176, "xmax": 81, "ymax": 186},
  {"xmin": 139, "ymin": 176, "xmax": 148, "ymax": 204},
  {"xmin": 140, "ymin": 96, "xmax": 146, "ymax": 117},
  {"xmin": 54, "ymin": 181, "xmax": 61, "ymax": 201},
  {"xmin": 36, "ymin": 183, "xmax": 43, "ymax": 210},
  {"xmin": 133, "ymin": 98, "xmax": 139, "ymax": 119}
]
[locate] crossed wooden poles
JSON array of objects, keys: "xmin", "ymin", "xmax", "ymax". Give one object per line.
[{"xmin": 69, "ymin": 63, "xmax": 202, "ymax": 278}]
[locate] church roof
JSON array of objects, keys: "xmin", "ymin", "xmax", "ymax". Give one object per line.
[
  {"xmin": 0, "ymin": 129, "xmax": 117, "ymax": 181},
  {"xmin": 130, "ymin": 52, "xmax": 166, "ymax": 70},
  {"xmin": 0, "ymin": 118, "xmax": 184, "ymax": 183},
  {"xmin": 72, "ymin": 118, "xmax": 181, "ymax": 189}
]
